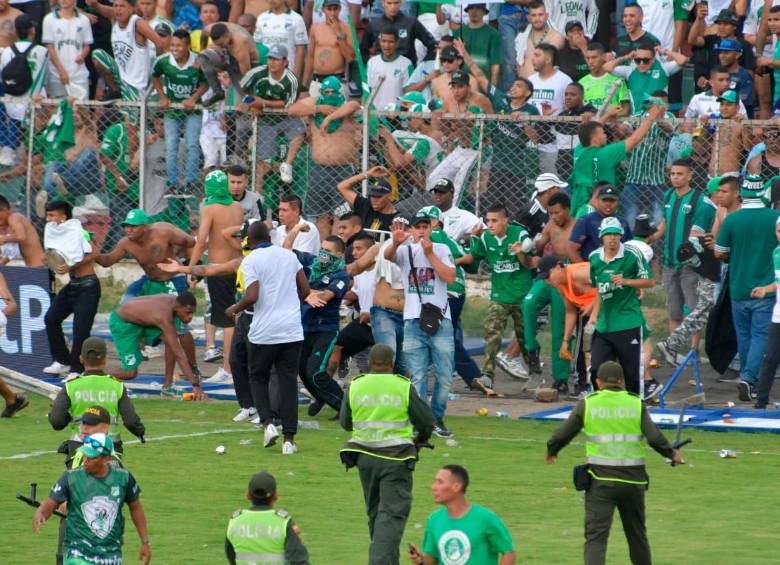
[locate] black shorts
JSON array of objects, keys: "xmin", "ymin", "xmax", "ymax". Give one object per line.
[
  {"xmin": 207, "ymin": 274, "xmax": 237, "ymax": 328},
  {"xmin": 336, "ymin": 318, "xmax": 374, "ymax": 358}
]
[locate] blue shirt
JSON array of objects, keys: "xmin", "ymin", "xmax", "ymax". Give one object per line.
[
  {"xmin": 300, "ymin": 261, "xmax": 349, "ymax": 333},
  {"xmin": 500, "ymin": 4, "xmax": 528, "ymax": 17},
  {"xmin": 570, "ymin": 212, "xmax": 633, "ymax": 259},
  {"xmin": 729, "ymin": 67, "xmax": 755, "ymax": 117},
  {"xmin": 173, "ymin": 0, "xmax": 202, "ymax": 30}
]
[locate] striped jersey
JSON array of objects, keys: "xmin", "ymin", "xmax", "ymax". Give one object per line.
[
  {"xmin": 626, "ymin": 111, "xmax": 675, "ymax": 186},
  {"xmin": 240, "ymin": 66, "xmax": 298, "ymax": 107}
]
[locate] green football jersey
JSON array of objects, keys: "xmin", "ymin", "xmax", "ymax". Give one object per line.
[
  {"xmin": 661, "ymin": 187, "xmax": 716, "ymax": 268},
  {"xmin": 151, "ymin": 52, "xmax": 206, "ymax": 116},
  {"xmin": 589, "ymin": 243, "xmax": 650, "ymax": 333},
  {"xmin": 579, "ymin": 73, "xmax": 629, "ymax": 108},
  {"xmin": 239, "ymin": 66, "xmax": 299, "ymax": 107},
  {"xmin": 469, "ymin": 224, "xmax": 532, "ymax": 304}
]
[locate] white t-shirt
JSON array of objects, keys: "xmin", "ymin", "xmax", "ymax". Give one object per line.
[
  {"xmin": 544, "ymin": 0, "xmax": 599, "ymax": 38},
  {"xmin": 375, "ymin": 239, "xmax": 405, "ymax": 289},
  {"xmin": 705, "ymin": 0, "xmax": 732, "ymax": 26},
  {"xmin": 254, "ymin": 10, "xmax": 308, "ymax": 72},
  {"xmin": 635, "ymin": 0, "xmax": 674, "ymax": 50},
  {"xmin": 440, "ymin": 207, "xmax": 482, "ymax": 243},
  {"xmin": 271, "ymin": 219, "xmax": 321, "ymax": 255},
  {"xmin": 0, "ymin": 40, "xmax": 48, "ymax": 121},
  {"xmin": 685, "ymin": 90, "xmax": 747, "ymax": 118},
  {"xmin": 529, "ymin": 69, "xmax": 572, "ymax": 153},
  {"xmin": 367, "ymin": 54, "xmax": 414, "ymax": 112},
  {"xmin": 237, "ymin": 190, "xmax": 263, "ymax": 222},
  {"xmin": 308, "ymin": 0, "xmax": 362, "ymax": 24},
  {"xmin": 41, "ymin": 10, "xmax": 93, "ymax": 82},
  {"xmin": 395, "ymin": 241, "xmax": 454, "ymax": 320},
  {"xmin": 242, "ymin": 245, "xmax": 304, "ymax": 345},
  {"xmin": 353, "ymin": 269, "xmax": 376, "ymax": 314},
  {"xmin": 744, "ymin": 0, "xmax": 780, "ymax": 56}
]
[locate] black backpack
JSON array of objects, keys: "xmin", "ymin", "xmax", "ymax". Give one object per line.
[{"xmin": 2, "ymin": 44, "xmax": 33, "ymax": 96}]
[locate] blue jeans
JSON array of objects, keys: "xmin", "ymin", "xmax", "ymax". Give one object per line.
[
  {"xmin": 498, "ymin": 13, "xmax": 526, "ymax": 92},
  {"xmin": 449, "ymin": 294, "xmax": 480, "ymax": 385},
  {"xmin": 42, "ymin": 147, "xmax": 101, "ymax": 198},
  {"xmin": 731, "ymin": 298, "xmax": 774, "ymax": 384},
  {"xmin": 0, "ymin": 103, "xmax": 21, "ymax": 148},
  {"xmin": 164, "ymin": 112, "xmax": 202, "ymax": 187},
  {"xmin": 622, "ymin": 183, "xmax": 665, "ymax": 228},
  {"xmin": 370, "ymin": 306, "xmax": 406, "ymax": 375},
  {"xmin": 403, "ymin": 318, "xmax": 454, "ymax": 422}
]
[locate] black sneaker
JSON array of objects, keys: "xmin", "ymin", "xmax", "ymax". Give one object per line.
[
  {"xmin": 643, "ymin": 379, "xmax": 664, "ymax": 401},
  {"xmin": 552, "ymin": 380, "xmax": 569, "ymax": 395},
  {"xmin": 527, "ymin": 349, "xmax": 542, "ymax": 375},
  {"xmin": 737, "ymin": 380, "xmax": 757, "ymax": 402},
  {"xmin": 203, "ymin": 91, "xmax": 225, "ymax": 108},
  {"xmin": 307, "ymin": 400, "xmax": 324, "ymax": 417},
  {"xmin": 1, "ymin": 394, "xmax": 28, "ymax": 418},
  {"xmin": 433, "ymin": 421, "xmax": 453, "ymax": 438},
  {"xmin": 570, "ymin": 383, "xmax": 593, "ymax": 400},
  {"xmin": 754, "ymin": 401, "xmax": 768, "ymax": 409}
]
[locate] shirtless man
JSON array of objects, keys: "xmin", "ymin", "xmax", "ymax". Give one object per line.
[
  {"xmin": 189, "ymin": 170, "xmax": 244, "ymax": 383},
  {"xmin": 428, "ymin": 45, "xmax": 480, "ymax": 110},
  {"xmin": 288, "ymin": 86, "xmax": 362, "ymax": 215},
  {"xmin": 109, "ymin": 292, "xmax": 205, "ymax": 399},
  {"xmin": 96, "ymin": 209, "xmax": 199, "ymax": 392},
  {"xmin": 0, "ymin": 271, "xmax": 26, "ymax": 417},
  {"xmin": 517, "ymin": 1, "xmax": 564, "ymax": 79},
  {"xmin": 303, "ymin": 0, "xmax": 354, "ymax": 98},
  {"xmin": 199, "ymin": 22, "xmax": 260, "ymax": 106},
  {"xmin": 704, "ymin": 91, "xmax": 753, "ymax": 178},
  {"xmin": 0, "ymin": 0, "xmax": 22, "ymax": 48},
  {"xmin": 0, "ymin": 196, "xmax": 45, "ymax": 267},
  {"xmin": 441, "ymin": 70, "xmax": 492, "ymax": 150}
]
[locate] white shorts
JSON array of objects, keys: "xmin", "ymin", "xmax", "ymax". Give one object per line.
[
  {"xmin": 200, "ymin": 135, "xmax": 226, "ymax": 169},
  {"xmin": 46, "ymin": 70, "xmax": 89, "ymax": 100}
]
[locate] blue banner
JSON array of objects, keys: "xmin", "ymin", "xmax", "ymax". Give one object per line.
[{"xmin": 0, "ymin": 266, "xmax": 51, "ymax": 375}]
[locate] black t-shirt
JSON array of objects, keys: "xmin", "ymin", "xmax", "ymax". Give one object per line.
[
  {"xmin": 555, "ymin": 104, "xmax": 598, "ymax": 138},
  {"xmin": 516, "ymin": 198, "xmax": 548, "ymax": 238},
  {"xmin": 558, "ymin": 44, "xmax": 589, "ymax": 83},
  {"xmin": 353, "ymin": 194, "xmax": 397, "ymax": 234},
  {"xmin": 615, "ymin": 31, "xmax": 660, "ymax": 59}
]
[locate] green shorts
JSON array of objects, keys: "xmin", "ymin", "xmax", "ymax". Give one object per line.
[{"xmin": 109, "ymin": 311, "xmax": 162, "ymax": 371}]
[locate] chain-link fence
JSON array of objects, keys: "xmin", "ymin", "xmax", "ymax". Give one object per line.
[{"xmin": 5, "ymin": 95, "xmax": 779, "ymax": 254}]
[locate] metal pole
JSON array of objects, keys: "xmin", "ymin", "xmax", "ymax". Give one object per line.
[
  {"xmin": 250, "ymin": 113, "xmax": 258, "ymax": 192},
  {"xmin": 138, "ymin": 89, "xmax": 152, "ymax": 211},
  {"xmin": 474, "ymin": 118, "xmax": 485, "ymax": 216},
  {"xmin": 24, "ymin": 105, "xmax": 35, "ymax": 218},
  {"xmin": 361, "ymin": 75, "xmax": 384, "ymax": 197}
]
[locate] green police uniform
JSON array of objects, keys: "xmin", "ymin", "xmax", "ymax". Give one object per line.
[
  {"xmin": 340, "ymin": 372, "xmax": 434, "ymax": 565},
  {"xmin": 226, "ymin": 507, "xmax": 309, "ymax": 565},
  {"xmin": 523, "ymin": 279, "xmax": 568, "ymax": 382},
  {"xmin": 546, "ymin": 386, "xmax": 675, "ymax": 565}
]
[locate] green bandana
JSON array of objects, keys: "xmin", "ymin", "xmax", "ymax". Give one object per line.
[
  {"xmin": 314, "ymin": 81, "xmax": 346, "ymax": 133},
  {"xmin": 204, "ymin": 170, "xmax": 233, "ymax": 206},
  {"xmin": 309, "ymin": 248, "xmax": 345, "ymax": 283}
]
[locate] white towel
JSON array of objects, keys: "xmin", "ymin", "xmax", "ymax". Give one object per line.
[{"xmin": 44, "ymin": 219, "xmax": 92, "ymax": 266}]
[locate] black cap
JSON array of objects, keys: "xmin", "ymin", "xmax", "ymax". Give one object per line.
[
  {"xmin": 465, "ymin": 3, "xmax": 487, "ymax": 11},
  {"xmin": 597, "ymin": 361, "xmax": 624, "ymax": 383},
  {"xmin": 81, "ymin": 405, "xmax": 111, "ymax": 425},
  {"xmin": 440, "ymin": 46, "xmax": 460, "ymax": 61},
  {"xmin": 449, "ymin": 70, "xmax": 469, "ymax": 86},
  {"xmin": 411, "ymin": 210, "xmax": 432, "ymax": 226},
  {"xmin": 368, "ymin": 178, "xmax": 392, "ymax": 197},
  {"xmin": 714, "ymin": 9, "xmax": 738, "ymax": 26},
  {"xmin": 632, "ymin": 214, "xmax": 656, "ymax": 238},
  {"xmin": 15, "ymin": 14, "xmax": 36, "ymax": 38},
  {"xmin": 535, "ymin": 255, "xmax": 563, "ymax": 281},
  {"xmin": 430, "ymin": 178, "xmax": 454, "ymax": 193},
  {"xmin": 598, "ymin": 185, "xmax": 619, "ymax": 200},
  {"xmin": 565, "ymin": 20, "xmax": 584, "ymax": 33},
  {"xmin": 323, "ymin": 0, "xmax": 341, "ymax": 6},
  {"xmin": 249, "ymin": 471, "xmax": 277, "ymax": 501},
  {"xmin": 81, "ymin": 337, "xmax": 107, "ymax": 358}
]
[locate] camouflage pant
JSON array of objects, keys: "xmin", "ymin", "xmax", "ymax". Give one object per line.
[
  {"xmin": 482, "ymin": 301, "xmax": 524, "ymax": 378},
  {"xmin": 665, "ymin": 277, "xmax": 716, "ymax": 352}
]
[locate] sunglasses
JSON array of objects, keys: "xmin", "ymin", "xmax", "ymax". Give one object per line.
[
  {"xmin": 634, "ymin": 57, "xmax": 652, "ymax": 64},
  {"xmin": 83, "ymin": 436, "xmax": 110, "ymax": 457},
  {"xmin": 440, "ymin": 58, "xmax": 455, "ymax": 63}
]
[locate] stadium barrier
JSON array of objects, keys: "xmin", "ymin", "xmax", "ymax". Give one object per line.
[{"xmin": 0, "ymin": 266, "xmax": 51, "ymax": 374}]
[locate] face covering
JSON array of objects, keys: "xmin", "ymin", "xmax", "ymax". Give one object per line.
[
  {"xmin": 313, "ymin": 88, "xmax": 346, "ymax": 133},
  {"xmin": 309, "ymin": 248, "xmax": 345, "ymax": 283}
]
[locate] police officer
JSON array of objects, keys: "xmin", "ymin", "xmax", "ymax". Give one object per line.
[
  {"xmin": 340, "ymin": 344, "xmax": 435, "ymax": 565},
  {"xmin": 48, "ymin": 337, "xmax": 145, "ymax": 462},
  {"xmin": 225, "ymin": 471, "xmax": 310, "ymax": 565},
  {"xmin": 545, "ymin": 361, "xmax": 683, "ymax": 565}
]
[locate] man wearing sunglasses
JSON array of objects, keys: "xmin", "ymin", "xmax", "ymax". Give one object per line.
[
  {"xmin": 33, "ymin": 433, "xmax": 151, "ymax": 565},
  {"xmin": 605, "ymin": 41, "xmax": 688, "ymax": 115}
]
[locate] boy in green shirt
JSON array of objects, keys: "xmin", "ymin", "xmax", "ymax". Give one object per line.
[
  {"xmin": 458, "ymin": 205, "xmax": 533, "ymax": 393},
  {"xmin": 589, "ymin": 217, "xmax": 655, "ymax": 395},
  {"xmin": 580, "ymin": 42, "xmax": 630, "ymax": 114}
]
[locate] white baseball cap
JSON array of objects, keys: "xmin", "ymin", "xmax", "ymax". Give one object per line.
[{"xmin": 534, "ymin": 173, "xmax": 568, "ymax": 193}]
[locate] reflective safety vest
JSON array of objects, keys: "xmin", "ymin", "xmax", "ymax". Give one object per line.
[
  {"xmin": 583, "ymin": 390, "xmax": 645, "ymax": 468},
  {"xmin": 227, "ymin": 508, "xmax": 289, "ymax": 565},
  {"xmin": 342, "ymin": 373, "xmax": 414, "ymax": 460},
  {"xmin": 65, "ymin": 375, "xmax": 123, "ymax": 441}
]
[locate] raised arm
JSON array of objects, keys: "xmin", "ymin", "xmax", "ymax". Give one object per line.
[
  {"xmin": 688, "ymin": 3, "xmax": 708, "ymax": 48},
  {"xmin": 624, "ymin": 103, "xmax": 664, "ymax": 153}
]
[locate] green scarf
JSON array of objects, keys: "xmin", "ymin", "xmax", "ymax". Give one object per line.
[
  {"xmin": 309, "ymin": 248, "xmax": 346, "ymax": 283},
  {"xmin": 313, "ymin": 90, "xmax": 346, "ymax": 133},
  {"xmin": 204, "ymin": 170, "xmax": 233, "ymax": 206}
]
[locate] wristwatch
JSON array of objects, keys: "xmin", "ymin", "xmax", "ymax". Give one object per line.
[{"xmin": 337, "ymin": 34, "xmax": 346, "ymax": 41}]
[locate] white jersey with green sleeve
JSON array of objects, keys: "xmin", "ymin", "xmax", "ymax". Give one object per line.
[{"xmin": 391, "ymin": 130, "xmax": 443, "ymax": 174}]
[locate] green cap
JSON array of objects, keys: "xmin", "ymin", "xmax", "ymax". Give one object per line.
[
  {"xmin": 642, "ymin": 96, "xmax": 665, "ymax": 109},
  {"xmin": 416, "ymin": 205, "xmax": 442, "ymax": 221},
  {"xmin": 598, "ymin": 216, "xmax": 624, "ymax": 238},
  {"xmin": 706, "ymin": 177, "xmax": 721, "ymax": 196},
  {"xmin": 398, "ymin": 91, "xmax": 426, "ymax": 106},
  {"xmin": 320, "ymin": 75, "xmax": 342, "ymax": 93},
  {"xmin": 81, "ymin": 337, "xmax": 107, "ymax": 358},
  {"xmin": 249, "ymin": 471, "xmax": 277, "ymax": 501},
  {"xmin": 428, "ymin": 97, "xmax": 444, "ymax": 110},
  {"xmin": 79, "ymin": 433, "xmax": 114, "ymax": 459},
  {"xmin": 597, "ymin": 361, "xmax": 624, "ymax": 383},
  {"xmin": 368, "ymin": 344, "xmax": 395, "ymax": 366},
  {"xmin": 122, "ymin": 208, "xmax": 150, "ymax": 226},
  {"xmin": 718, "ymin": 90, "xmax": 738, "ymax": 104}
]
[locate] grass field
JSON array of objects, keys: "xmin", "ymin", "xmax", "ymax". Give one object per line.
[{"xmin": 2, "ymin": 396, "xmax": 779, "ymax": 564}]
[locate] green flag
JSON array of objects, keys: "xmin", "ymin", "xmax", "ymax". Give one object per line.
[{"xmin": 42, "ymin": 99, "xmax": 75, "ymax": 153}]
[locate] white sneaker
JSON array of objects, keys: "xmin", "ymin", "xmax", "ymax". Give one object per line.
[
  {"xmin": 250, "ymin": 415, "xmax": 261, "ymax": 425},
  {"xmin": 508, "ymin": 356, "xmax": 530, "ymax": 379},
  {"xmin": 35, "ymin": 190, "xmax": 48, "ymax": 218},
  {"xmin": 263, "ymin": 423, "xmax": 279, "ymax": 448},
  {"xmin": 232, "ymin": 408, "xmax": 257, "ymax": 422},
  {"xmin": 279, "ymin": 162, "xmax": 293, "ymax": 184},
  {"xmin": 43, "ymin": 361, "xmax": 70, "ymax": 375},
  {"xmin": 282, "ymin": 441, "xmax": 298, "ymax": 455},
  {"xmin": 203, "ymin": 368, "xmax": 233, "ymax": 384},
  {"xmin": 0, "ymin": 146, "xmax": 16, "ymax": 166},
  {"xmin": 203, "ymin": 346, "xmax": 223, "ymax": 363},
  {"xmin": 142, "ymin": 345, "xmax": 162, "ymax": 360},
  {"xmin": 51, "ymin": 172, "xmax": 67, "ymax": 195}
]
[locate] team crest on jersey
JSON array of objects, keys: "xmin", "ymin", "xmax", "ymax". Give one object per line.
[
  {"xmin": 399, "ymin": 29, "xmax": 408, "ymax": 39},
  {"xmin": 81, "ymin": 496, "xmax": 119, "ymax": 539},
  {"xmin": 438, "ymin": 530, "xmax": 471, "ymax": 565},
  {"xmin": 651, "ymin": 70, "xmax": 660, "ymax": 79}
]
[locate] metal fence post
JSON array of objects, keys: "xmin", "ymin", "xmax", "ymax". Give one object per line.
[
  {"xmin": 138, "ymin": 95, "xmax": 149, "ymax": 211},
  {"xmin": 474, "ymin": 117, "xmax": 485, "ymax": 216},
  {"xmin": 250, "ymin": 112, "xmax": 258, "ymax": 192},
  {"xmin": 360, "ymin": 76, "xmax": 384, "ymax": 197},
  {"xmin": 24, "ymin": 104, "xmax": 35, "ymax": 218}
]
